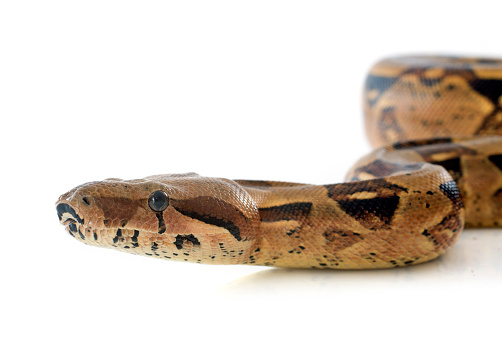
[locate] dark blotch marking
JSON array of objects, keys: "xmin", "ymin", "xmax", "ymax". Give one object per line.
[
  {"xmin": 378, "ymin": 106, "xmax": 405, "ymax": 142},
  {"xmin": 56, "ymin": 203, "xmax": 84, "ymax": 224},
  {"xmin": 469, "ymin": 79, "xmax": 502, "ymax": 106},
  {"xmin": 404, "ymin": 141, "xmax": 476, "ymax": 175},
  {"xmin": 489, "ymin": 154, "xmax": 502, "ymax": 172},
  {"xmin": 435, "ymin": 158, "xmax": 462, "ymax": 178},
  {"xmin": 337, "ymin": 195, "xmax": 401, "ymax": 226},
  {"xmin": 420, "ymin": 77, "xmax": 441, "ymax": 87},
  {"xmin": 131, "ymin": 230, "xmax": 139, "ymax": 242},
  {"xmin": 113, "ymin": 228, "xmax": 122, "ymax": 244},
  {"xmin": 364, "ymin": 75, "xmax": 399, "ymax": 106},
  {"xmin": 172, "ymin": 196, "xmax": 247, "ymax": 241},
  {"xmin": 176, "ymin": 208, "xmax": 242, "ymax": 241},
  {"xmin": 326, "ymin": 179, "xmax": 408, "ymax": 199},
  {"xmin": 439, "ymin": 181, "xmax": 464, "ymax": 209},
  {"xmin": 259, "ymin": 202, "xmax": 312, "ymax": 222},
  {"xmin": 68, "ymin": 222, "xmax": 78, "ymax": 233},
  {"xmin": 156, "ymin": 212, "xmax": 166, "ymax": 234},
  {"xmin": 392, "ymin": 138, "xmax": 452, "ymax": 150},
  {"xmin": 174, "ymin": 234, "xmax": 201, "ymax": 250}
]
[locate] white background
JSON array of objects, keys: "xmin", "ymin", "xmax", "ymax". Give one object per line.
[{"xmin": 1, "ymin": 1, "xmax": 501, "ymax": 343}]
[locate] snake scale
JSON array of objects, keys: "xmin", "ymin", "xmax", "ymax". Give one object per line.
[{"xmin": 57, "ymin": 56, "xmax": 502, "ymax": 269}]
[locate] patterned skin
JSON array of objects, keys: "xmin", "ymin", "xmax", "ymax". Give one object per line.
[{"xmin": 56, "ymin": 56, "xmax": 502, "ymax": 269}]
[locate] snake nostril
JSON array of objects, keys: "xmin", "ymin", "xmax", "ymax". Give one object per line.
[{"xmin": 82, "ymin": 196, "xmax": 91, "ymax": 206}]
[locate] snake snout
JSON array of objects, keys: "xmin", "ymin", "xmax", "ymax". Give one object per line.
[{"xmin": 56, "ymin": 203, "xmax": 84, "ymax": 225}]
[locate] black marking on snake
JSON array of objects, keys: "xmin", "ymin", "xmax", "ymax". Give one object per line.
[
  {"xmin": 56, "ymin": 203, "xmax": 84, "ymax": 224},
  {"xmin": 151, "ymin": 242, "xmax": 159, "ymax": 250},
  {"xmin": 338, "ymin": 196, "xmax": 401, "ymax": 225},
  {"xmin": 68, "ymin": 222, "xmax": 78, "ymax": 233},
  {"xmin": 393, "ymin": 138, "xmax": 452, "ymax": 150},
  {"xmin": 494, "ymin": 188, "xmax": 502, "ymax": 200},
  {"xmin": 113, "ymin": 228, "xmax": 122, "ymax": 244},
  {"xmin": 488, "ymin": 154, "xmax": 502, "ymax": 172},
  {"xmin": 173, "ymin": 206, "xmax": 242, "ymax": 241},
  {"xmin": 327, "ymin": 179, "xmax": 408, "ymax": 199},
  {"xmin": 155, "ymin": 212, "xmax": 166, "ymax": 234},
  {"xmin": 439, "ymin": 181, "xmax": 464, "ymax": 208},
  {"xmin": 420, "ymin": 77, "xmax": 441, "ymax": 87},
  {"xmin": 379, "ymin": 106, "xmax": 405, "ymax": 141},
  {"xmin": 131, "ymin": 230, "xmax": 139, "ymax": 243},
  {"xmin": 286, "ymin": 228, "xmax": 298, "ymax": 236},
  {"xmin": 469, "ymin": 79, "xmax": 502, "ymax": 105},
  {"xmin": 259, "ymin": 202, "xmax": 312, "ymax": 222},
  {"xmin": 173, "ymin": 234, "xmax": 200, "ymax": 250},
  {"xmin": 435, "ymin": 158, "xmax": 462, "ymax": 177},
  {"xmin": 365, "ymin": 75, "xmax": 399, "ymax": 106}
]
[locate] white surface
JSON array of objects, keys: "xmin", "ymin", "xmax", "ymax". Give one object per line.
[{"xmin": 1, "ymin": 1, "xmax": 501, "ymax": 343}]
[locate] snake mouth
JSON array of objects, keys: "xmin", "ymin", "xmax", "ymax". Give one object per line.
[
  {"xmin": 56, "ymin": 203, "xmax": 86, "ymax": 239},
  {"xmin": 56, "ymin": 203, "xmax": 84, "ymax": 224}
]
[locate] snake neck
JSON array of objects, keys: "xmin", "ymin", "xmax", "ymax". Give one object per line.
[{"xmin": 240, "ymin": 182, "xmax": 337, "ymax": 268}]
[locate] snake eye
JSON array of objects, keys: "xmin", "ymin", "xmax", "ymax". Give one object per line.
[{"xmin": 148, "ymin": 190, "xmax": 169, "ymax": 212}]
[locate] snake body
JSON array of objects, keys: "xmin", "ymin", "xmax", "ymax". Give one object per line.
[{"xmin": 56, "ymin": 56, "xmax": 502, "ymax": 269}]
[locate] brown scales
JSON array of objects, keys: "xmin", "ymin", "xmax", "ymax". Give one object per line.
[{"xmin": 56, "ymin": 56, "xmax": 502, "ymax": 269}]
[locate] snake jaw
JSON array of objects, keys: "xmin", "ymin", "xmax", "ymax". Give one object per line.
[
  {"xmin": 56, "ymin": 202, "xmax": 87, "ymax": 241},
  {"xmin": 62, "ymin": 218, "xmax": 76, "ymax": 226}
]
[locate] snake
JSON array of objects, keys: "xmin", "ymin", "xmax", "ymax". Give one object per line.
[{"xmin": 56, "ymin": 56, "xmax": 502, "ymax": 269}]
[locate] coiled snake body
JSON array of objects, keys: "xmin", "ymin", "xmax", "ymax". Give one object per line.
[{"xmin": 56, "ymin": 56, "xmax": 502, "ymax": 269}]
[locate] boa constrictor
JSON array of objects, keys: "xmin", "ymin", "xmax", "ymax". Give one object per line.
[{"xmin": 56, "ymin": 56, "xmax": 502, "ymax": 269}]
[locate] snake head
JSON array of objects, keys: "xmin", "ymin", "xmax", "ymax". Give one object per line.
[{"xmin": 56, "ymin": 173, "xmax": 260, "ymax": 265}]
